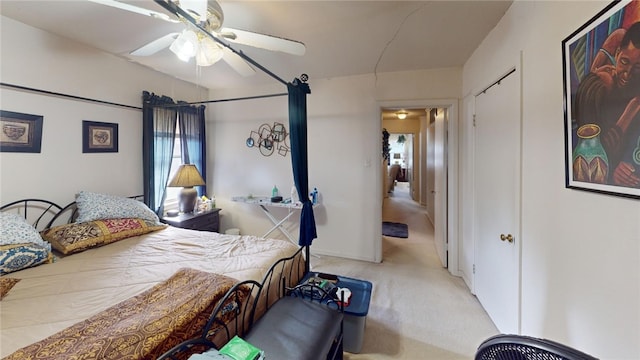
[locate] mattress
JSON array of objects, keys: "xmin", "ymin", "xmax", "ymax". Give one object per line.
[{"xmin": 0, "ymin": 226, "xmax": 300, "ymax": 357}]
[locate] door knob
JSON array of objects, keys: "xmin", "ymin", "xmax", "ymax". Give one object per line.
[{"xmin": 500, "ymin": 234, "xmax": 514, "ymax": 243}]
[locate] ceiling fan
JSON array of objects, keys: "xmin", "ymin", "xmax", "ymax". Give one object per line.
[{"xmin": 88, "ymin": 0, "xmax": 306, "ymax": 76}]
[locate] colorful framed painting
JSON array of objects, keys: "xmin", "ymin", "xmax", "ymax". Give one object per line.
[
  {"xmin": 562, "ymin": 0, "xmax": 640, "ymax": 199},
  {"xmin": 0, "ymin": 110, "xmax": 43, "ymax": 153},
  {"xmin": 83, "ymin": 120, "xmax": 118, "ymax": 153}
]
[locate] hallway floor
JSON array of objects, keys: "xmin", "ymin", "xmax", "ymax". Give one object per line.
[{"xmin": 311, "ymin": 182, "xmax": 499, "ymax": 359}]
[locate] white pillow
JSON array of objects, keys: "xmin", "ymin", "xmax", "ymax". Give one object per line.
[
  {"xmin": 75, "ymin": 191, "xmax": 161, "ymax": 225},
  {"xmin": 0, "ymin": 212, "xmax": 51, "ymax": 251}
]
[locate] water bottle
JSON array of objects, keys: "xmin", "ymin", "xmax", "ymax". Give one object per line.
[{"xmin": 272, "ymin": 185, "xmax": 279, "ymax": 197}]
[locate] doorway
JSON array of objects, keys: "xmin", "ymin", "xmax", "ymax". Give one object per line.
[
  {"xmin": 378, "ymin": 100, "xmax": 459, "ymax": 274},
  {"xmin": 388, "ymin": 132, "xmax": 413, "ymax": 196}
]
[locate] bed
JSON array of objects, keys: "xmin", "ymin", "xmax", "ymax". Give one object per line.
[{"xmin": 0, "ymin": 192, "xmax": 306, "ymax": 359}]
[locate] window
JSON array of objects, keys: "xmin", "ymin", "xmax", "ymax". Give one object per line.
[{"xmin": 164, "ymin": 122, "xmax": 183, "ymax": 210}]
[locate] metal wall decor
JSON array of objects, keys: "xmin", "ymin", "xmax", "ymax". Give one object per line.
[{"xmin": 246, "ymin": 122, "xmax": 290, "ymax": 157}]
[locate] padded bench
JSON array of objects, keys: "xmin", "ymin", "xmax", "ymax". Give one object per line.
[{"xmin": 244, "ymin": 285, "xmax": 344, "ymax": 360}]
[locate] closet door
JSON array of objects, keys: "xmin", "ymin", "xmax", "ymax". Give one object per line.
[{"xmin": 474, "ymin": 66, "xmax": 522, "ymax": 334}]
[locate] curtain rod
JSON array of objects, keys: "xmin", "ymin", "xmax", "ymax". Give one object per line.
[
  {"xmin": 477, "ymin": 68, "xmax": 516, "ymax": 96},
  {"xmin": 153, "ymin": 0, "xmax": 289, "ymax": 87},
  {"xmin": 3, "ymin": 82, "xmax": 286, "ymax": 110},
  {"xmin": 154, "ymin": 92, "xmax": 286, "ymax": 108},
  {"xmin": 1, "ymin": 82, "xmax": 141, "ymax": 111},
  {"xmin": 184, "ymin": 92, "xmax": 288, "ymax": 105}
]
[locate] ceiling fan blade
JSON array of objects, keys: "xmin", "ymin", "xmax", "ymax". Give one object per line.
[
  {"xmin": 220, "ymin": 27, "xmax": 306, "ymax": 56},
  {"xmin": 179, "ymin": 0, "xmax": 208, "ymax": 22},
  {"xmin": 221, "ymin": 47, "xmax": 256, "ymax": 77},
  {"xmin": 130, "ymin": 33, "xmax": 180, "ymax": 56},
  {"xmin": 87, "ymin": 0, "xmax": 179, "ymax": 23}
]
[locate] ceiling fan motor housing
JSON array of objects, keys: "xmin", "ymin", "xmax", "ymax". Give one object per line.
[{"xmin": 205, "ymin": 0, "xmax": 224, "ymax": 31}]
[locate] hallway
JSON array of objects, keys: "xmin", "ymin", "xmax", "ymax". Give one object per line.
[{"xmin": 311, "ymin": 182, "xmax": 498, "ymax": 359}]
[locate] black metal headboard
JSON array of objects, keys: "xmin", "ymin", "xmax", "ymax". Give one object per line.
[
  {"xmin": 0, "ymin": 195, "xmax": 145, "ymax": 231},
  {"xmin": 0, "ymin": 199, "xmax": 72, "ymax": 231}
]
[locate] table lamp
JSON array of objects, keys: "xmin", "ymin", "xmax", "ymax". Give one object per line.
[{"xmin": 168, "ymin": 164, "xmax": 205, "ymax": 213}]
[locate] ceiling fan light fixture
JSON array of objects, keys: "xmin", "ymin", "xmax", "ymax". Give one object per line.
[
  {"xmin": 170, "ymin": 30, "xmax": 199, "ymax": 62},
  {"xmin": 196, "ymin": 37, "xmax": 224, "ymax": 66},
  {"xmin": 396, "ymin": 111, "xmax": 409, "ymax": 120}
]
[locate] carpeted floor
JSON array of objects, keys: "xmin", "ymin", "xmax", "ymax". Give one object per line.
[{"xmin": 311, "ymin": 182, "xmax": 498, "ymax": 359}]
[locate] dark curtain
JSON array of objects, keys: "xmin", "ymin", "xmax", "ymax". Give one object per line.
[
  {"xmin": 142, "ymin": 91, "xmax": 177, "ymax": 215},
  {"xmin": 177, "ymin": 102, "xmax": 207, "ymax": 197},
  {"xmin": 288, "ymin": 78, "xmax": 317, "ymax": 247}
]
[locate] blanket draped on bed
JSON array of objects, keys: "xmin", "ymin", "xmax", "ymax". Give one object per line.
[{"xmin": 5, "ymin": 268, "xmax": 247, "ymax": 360}]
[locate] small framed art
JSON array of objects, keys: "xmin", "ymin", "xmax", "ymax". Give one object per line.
[
  {"xmin": 0, "ymin": 110, "xmax": 44, "ymax": 153},
  {"xmin": 83, "ymin": 120, "xmax": 118, "ymax": 153}
]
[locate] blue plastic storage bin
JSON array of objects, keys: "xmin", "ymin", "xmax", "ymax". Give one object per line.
[{"xmin": 301, "ymin": 273, "xmax": 373, "ymax": 353}]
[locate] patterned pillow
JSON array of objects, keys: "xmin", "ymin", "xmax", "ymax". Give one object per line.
[
  {"xmin": 0, "ymin": 243, "xmax": 53, "ymax": 275},
  {"xmin": 42, "ymin": 218, "xmax": 167, "ymax": 255},
  {"xmin": 75, "ymin": 191, "xmax": 161, "ymax": 225},
  {"xmin": 1, "ymin": 277, "xmax": 21, "ymax": 299},
  {"xmin": 0, "ymin": 213, "xmax": 51, "ymax": 250}
]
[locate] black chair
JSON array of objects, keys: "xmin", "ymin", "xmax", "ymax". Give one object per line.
[{"xmin": 475, "ymin": 334, "xmax": 599, "ymax": 360}]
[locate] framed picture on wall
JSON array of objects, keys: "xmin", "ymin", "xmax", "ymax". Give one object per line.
[
  {"xmin": 562, "ymin": 0, "xmax": 640, "ymax": 199},
  {"xmin": 83, "ymin": 120, "xmax": 118, "ymax": 153},
  {"xmin": 0, "ymin": 110, "xmax": 44, "ymax": 153}
]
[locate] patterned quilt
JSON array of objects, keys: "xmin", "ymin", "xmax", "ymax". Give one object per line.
[{"xmin": 4, "ymin": 268, "xmax": 248, "ymax": 360}]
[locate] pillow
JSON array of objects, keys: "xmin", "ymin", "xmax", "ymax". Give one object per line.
[
  {"xmin": 0, "ymin": 277, "xmax": 21, "ymax": 299},
  {"xmin": 0, "ymin": 243, "xmax": 53, "ymax": 275},
  {"xmin": 0, "ymin": 213, "xmax": 51, "ymax": 250},
  {"xmin": 42, "ymin": 218, "xmax": 167, "ymax": 255},
  {"xmin": 75, "ymin": 191, "xmax": 161, "ymax": 225}
]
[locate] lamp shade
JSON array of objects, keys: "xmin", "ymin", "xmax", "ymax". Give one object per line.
[
  {"xmin": 168, "ymin": 164, "xmax": 205, "ymax": 188},
  {"xmin": 168, "ymin": 164, "xmax": 205, "ymax": 214}
]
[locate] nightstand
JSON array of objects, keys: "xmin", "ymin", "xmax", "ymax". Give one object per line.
[{"xmin": 162, "ymin": 208, "xmax": 221, "ymax": 232}]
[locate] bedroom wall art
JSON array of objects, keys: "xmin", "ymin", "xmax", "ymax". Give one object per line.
[
  {"xmin": 562, "ymin": 0, "xmax": 640, "ymax": 199},
  {"xmin": 0, "ymin": 110, "xmax": 43, "ymax": 153},
  {"xmin": 245, "ymin": 122, "xmax": 290, "ymax": 157},
  {"xmin": 82, "ymin": 120, "xmax": 119, "ymax": 153}
]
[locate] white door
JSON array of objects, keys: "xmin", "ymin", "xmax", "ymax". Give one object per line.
[
  {"xmin": 406, "ymin": 134, "xmax": 414, "ymax": 199},
  {"xmin": 434, "ymin": 109, "xmax": 447, "ymax": 268},
  {"xmin": 474, "ymin": 68, "xmax": 521, "ymax": 334},
  {"xmin": 426, "ymin": 119, "xmax": 436, "ymax": 223}
]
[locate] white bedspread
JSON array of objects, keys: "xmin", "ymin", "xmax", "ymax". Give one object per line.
[{"xmin": 0, "ymin": 226, "xmax": 299, "ymax": 357}]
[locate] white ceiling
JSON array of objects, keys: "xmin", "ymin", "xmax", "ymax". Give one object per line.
[{"xmin": 0, "ymin": 0, "xmax": 512, "ymax": 91}]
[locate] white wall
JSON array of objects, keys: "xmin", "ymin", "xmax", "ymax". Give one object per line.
[
  {"xmin": 463, "ymin": 2, "xmax": 639, "ymax": 358},
  {"xmin": 209, "ymin": 69, "xmax": 461, "ymax": 261},
  {"xmin": 0, "ymin": 17, "xmax": 206, "ymax": 206}
]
